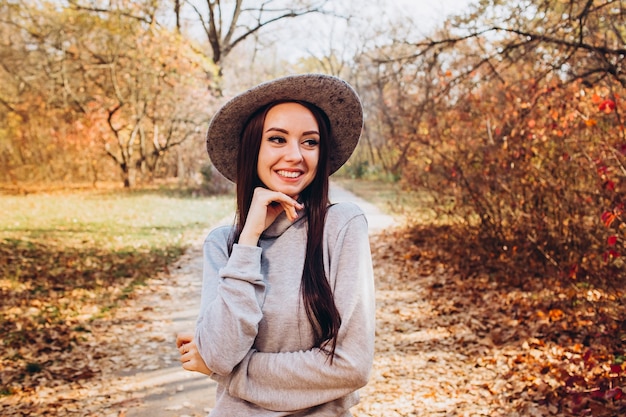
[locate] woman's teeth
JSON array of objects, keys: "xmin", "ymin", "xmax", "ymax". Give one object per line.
[{"xmin": 277, "ymin": 170, "xmax": 300, "ymax": 178}]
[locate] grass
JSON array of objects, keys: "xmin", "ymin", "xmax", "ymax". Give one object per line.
[
  {"xmin": 0, "ymin": 188, "xmax": 234, "ymax": 395},
  {"xmin": 333, "ymin": 177, "xmax": 408, "ymax": 213},
  {"xmin": 332, "ymin": 177, "xmax": 439, "ymax": 222},
  {"xmin": 0, "ymin": 189, "xmax": 234, "ymax": 248}
]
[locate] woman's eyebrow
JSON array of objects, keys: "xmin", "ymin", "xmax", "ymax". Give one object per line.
[
  {"xmin": 265, "ymin": 127, "xmax": 288, "ymax": 133},
  {"xmin": 264, "ymin": 127, "xmax": 320, "ymax": 136}
]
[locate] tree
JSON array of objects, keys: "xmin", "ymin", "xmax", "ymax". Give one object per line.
[
  {"xmin": 354, "ymin": 0, "xmax": 625, "ymax": 282},
  {"xmin": 1, "ymin": 0, "xmax": 361, "ymax": 187},
  {"xmin": 457, "ymin": 0, "xmax": 626, "ymax": 87},
  {"xmin": 0, "ymin": 1, "xmax": 217, "ymax": 187},
  {"xmin": 176, "ymin": 0, "xmax": 331, "ymax": 78},
  {"xmin": 91, "ymin": 19, "xmax": 217, "ymax": 187}
]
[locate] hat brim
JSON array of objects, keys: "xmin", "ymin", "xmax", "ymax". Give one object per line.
[{"xmin": 206, "ymin": 74, "xmax": 363, "ymax": 183}]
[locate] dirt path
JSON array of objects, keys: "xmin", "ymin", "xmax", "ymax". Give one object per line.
[
  {"xmin": 109, "ymin": 244, "xmax": 217, "ymax": 417},
  {"xmin": 96, "ymin": 183, "xmax": 396, "ymax": 417}
]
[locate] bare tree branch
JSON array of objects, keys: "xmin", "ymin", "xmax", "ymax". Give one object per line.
[
  {"xmin": 184, "ymin": 0, "xmax": 330, "ymax": 67},
  {"xmin": 67, "ymin": 0, "xmax": 156, "ymax": 25}
]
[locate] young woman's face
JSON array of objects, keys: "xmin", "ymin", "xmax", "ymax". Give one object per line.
[{"xmin": 257, "ymin": 102, "xmax": 320, "ymax": 199}]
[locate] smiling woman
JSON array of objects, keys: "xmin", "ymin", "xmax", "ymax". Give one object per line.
[{"xmin": 176, "ymin": 74, "xmax": 375, "ymax": 416}]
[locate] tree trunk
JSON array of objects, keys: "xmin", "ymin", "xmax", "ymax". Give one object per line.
[{"xmin": 121, "ymin": 163, "xmax": 136, "ymax": 188}]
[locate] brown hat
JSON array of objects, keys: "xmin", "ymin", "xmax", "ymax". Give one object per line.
[{"xmin": 206, "ymin": 73, "xmax": 363, "ymax": 183}]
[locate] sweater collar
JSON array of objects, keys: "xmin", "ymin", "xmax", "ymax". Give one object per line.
[{"xmin": 261, "ymin": 208, "xmax": 306, "ymax": 238}]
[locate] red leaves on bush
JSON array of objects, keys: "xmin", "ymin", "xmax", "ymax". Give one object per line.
[
  {"xmin": 604, "ymin": 179, "xmax": 616, "ymax": 191},
  {"xmin": 599, "ymin": 99, "xmax": 616, "ymax": 113},
  {"xmin": 607, "ymin": 387, "xmax": 624, "ymax": 400},
  {"xmin": 602, "ymin": 211, "xmax": 618, "ymax": 227},
  {"xmin": 603, "ymin": 249, "xmax": 620, "ymax": 262}
]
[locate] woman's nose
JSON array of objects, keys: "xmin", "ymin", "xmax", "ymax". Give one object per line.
[{"xmin": 284, "ymin": 140, "xmax": 303, "ymax": 161}]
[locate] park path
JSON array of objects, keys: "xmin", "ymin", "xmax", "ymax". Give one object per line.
[{"xmin": 105, "ymin": 182, "xmax": 396, "ymax": 417}]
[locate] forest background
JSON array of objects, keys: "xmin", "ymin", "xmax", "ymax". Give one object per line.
[{"xmin": 1, "ymin": 0, "xmax": 625, "ymax": 415}]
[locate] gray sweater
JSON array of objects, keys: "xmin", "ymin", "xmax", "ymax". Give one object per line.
[{"xmin": 195, "ymin": 202, "xmax": 375, "ymax": 416}]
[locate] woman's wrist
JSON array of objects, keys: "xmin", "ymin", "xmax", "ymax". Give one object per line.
[{"xmin": 238, "ymin": 229, "xmax": 260, "ymax": 246}]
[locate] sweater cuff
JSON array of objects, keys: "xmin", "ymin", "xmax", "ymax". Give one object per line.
[{"xmin": 220, "ymin": 243, "xmax": 263, "ymax": 283}]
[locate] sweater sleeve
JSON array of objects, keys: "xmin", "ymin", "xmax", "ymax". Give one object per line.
[
  {"xmin": 226, "ymin": 213, "xmax": 375, "ymax": 411},
  {"xmin": 195, "ymin": 229, "xmax": 267, "ymax": 376}
]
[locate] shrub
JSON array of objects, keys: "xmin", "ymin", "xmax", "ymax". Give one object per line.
[{"xmin": 200, "ymin": 163, "xmax": 234, "ymax": 196}]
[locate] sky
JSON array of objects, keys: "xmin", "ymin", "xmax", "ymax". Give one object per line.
[
  {"xmin": 386, "ymin": 0, "xmax": 475, "ymax": 32},
  {"xmin": 177, "ymin": 0, "xmax": 478, "ymax": 75},
  {"xmin": 271, "ymin": 0, "xmax": 477, "ymax": 63}
]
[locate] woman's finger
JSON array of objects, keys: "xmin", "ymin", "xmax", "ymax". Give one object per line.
[
  {"xmin": 253, "ymin": 187, "xmax": 301, "ymax": 210},
  {"xmin": 281, "ymin": 201, "xmax": 299, "ymax": 221},
  {"xmin": 176, "ymin": 332, "xmax": 193, "ymax": 348},
  {"xmin": 180, "ymin": 344, "xmax": 195, "ymax": 360}
]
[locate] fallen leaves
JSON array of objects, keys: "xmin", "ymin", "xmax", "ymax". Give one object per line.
[
  {"xmin": 0, "ymin": 238, "xmax": 182, "ymax": 410},
  {"xmin": 3, "ymin": 219, "xmax": 625, "ymax": 416},
  {"xmin": 353, "ymin": 226, "xmax": 626, "ymax": 416}
]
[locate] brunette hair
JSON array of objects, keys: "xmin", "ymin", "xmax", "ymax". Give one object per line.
[{"xmin": 229, "ymin": 100, "xmax": 342, "ymax": 360}]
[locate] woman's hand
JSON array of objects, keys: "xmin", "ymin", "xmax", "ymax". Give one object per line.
[
  {"xmin": 239, "ymin": 187, "xmax": 303, "ymax": 246},
  {"xmin": 176, "ymin": 332, "xmax": 212, "ymax": 376}
]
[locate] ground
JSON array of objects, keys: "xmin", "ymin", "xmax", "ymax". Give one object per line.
[{"xmin": 1, "ymin": 185, "xmax": 624, "ymax": 416}]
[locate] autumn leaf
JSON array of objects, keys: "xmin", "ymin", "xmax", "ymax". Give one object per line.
[
  {"xmin": 548, "ymin": 308, "xmax": 564, "ymax": 321},
  {"xmin": 607, "ymin": 387, "xmax": 623, "ymax": 400},
  {"xmin": 603, "ymin": 249, "xmax": 620, "ymax": 262},
  {"xmin": 601, "ymin": 211, "xmax": 617, "ymax": 227},
  {"xmin": 599, "ymin": 99, "xmax": 616, "ymax": 113},
  {"xmin": 604, "ymin": 180, "xmax": 616, "ymax": 191}
]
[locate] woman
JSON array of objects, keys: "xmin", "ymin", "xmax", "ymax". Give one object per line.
[{"xmin": 176, "ymin": 74, "xmax": 375, "ymax": 416}]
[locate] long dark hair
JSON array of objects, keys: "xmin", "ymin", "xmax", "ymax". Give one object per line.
[{"xmin": 229, "ymin": 100, "xmax": 342, "ymax": 360}]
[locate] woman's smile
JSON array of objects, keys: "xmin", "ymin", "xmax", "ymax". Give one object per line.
[{"xmin": 276, "ymin": 169, "xmax": 303, "ymax": 179}]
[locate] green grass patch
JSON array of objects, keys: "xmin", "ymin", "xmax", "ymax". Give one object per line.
[
  {"xmin": 332, "ymin": 178, "xmax": 439, "ymax": 223},
  {"xmin": 0, "ymin": 189, "xmax": 233, "ymax": 394},
  {"xmin": 0, "ymin": 190, "xmax": 233, "ymax": 248}
]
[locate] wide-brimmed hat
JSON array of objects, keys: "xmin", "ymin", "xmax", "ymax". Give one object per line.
[{"xmin": 206, "ymin": 73, "xmax": 363, "ymax": 183}]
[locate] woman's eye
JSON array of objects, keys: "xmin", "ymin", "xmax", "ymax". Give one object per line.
[
  {"xmin": 303, "ymin": 139, "xmax": 319, "ymax": 147},
  {"xmin": 268, "ymin": 136, "xmax": 286, "ymax": 143}
]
